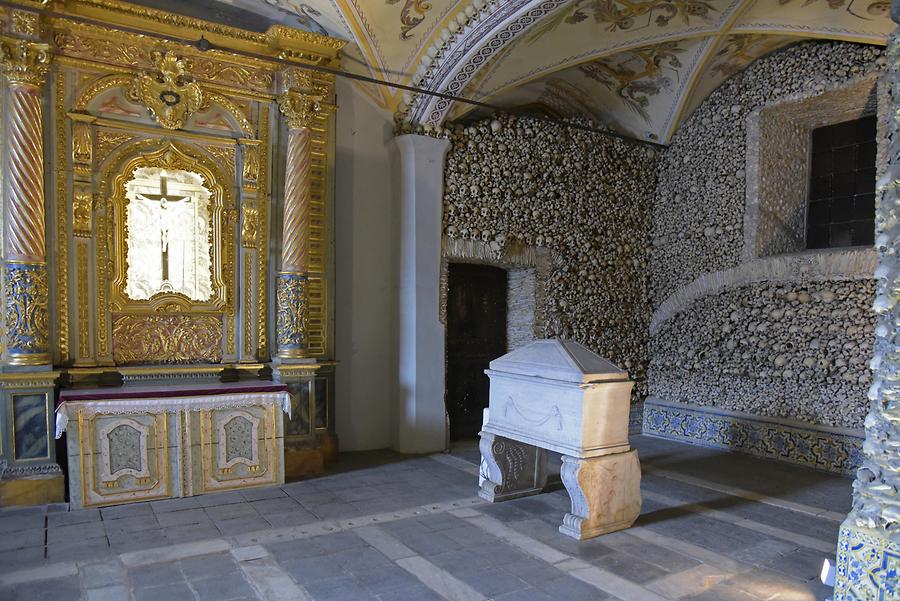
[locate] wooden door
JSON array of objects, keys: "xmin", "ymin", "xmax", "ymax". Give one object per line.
[{"xmin": 446, "ymin": 263, "xmax": 508, "ymax": 440}]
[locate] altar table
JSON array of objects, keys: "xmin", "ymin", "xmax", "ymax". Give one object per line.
[{"xmin": 56, "ymin": 382, "xmax": 290, "ymax": 508}]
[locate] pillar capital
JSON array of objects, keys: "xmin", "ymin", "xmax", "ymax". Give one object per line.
[
  {"xmin": 277, "ymin": 68, "xmax": 334, "ymax": 130},
  {"xmin": 0, "ymin": 37, "xmax": 50, "ymax": 87}
]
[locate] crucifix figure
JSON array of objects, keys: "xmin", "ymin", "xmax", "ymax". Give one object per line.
[{"xmin": 135, "ymin": 173, "xmax": 190, "ymax": 284}]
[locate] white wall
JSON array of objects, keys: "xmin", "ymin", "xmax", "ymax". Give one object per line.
[{"xmin": 333, "ymin": 80, "xmax": 398, "ymax": 451}]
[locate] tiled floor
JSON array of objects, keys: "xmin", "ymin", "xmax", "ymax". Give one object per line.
[{"xmin": 0, "ymin": 436, "xmax": 846, "ymax": 601}]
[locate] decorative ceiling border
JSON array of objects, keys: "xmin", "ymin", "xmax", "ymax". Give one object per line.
[{"xmin": 401, "ymin": 0, "xmax": 569, "ymax": 127}]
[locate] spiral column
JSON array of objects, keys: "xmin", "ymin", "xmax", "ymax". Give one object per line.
[
  {"xmin": 1, "ymin": 39, "xmax": 51, "ymax": 367},
  {"xmin": 275, "ymin": 71, "xmax": 330, "ymax": 360}
]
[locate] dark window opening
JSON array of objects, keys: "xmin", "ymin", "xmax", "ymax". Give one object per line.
[{"xmin": 806, "ymin": 115, "xmax": 876, "ymax": 249}]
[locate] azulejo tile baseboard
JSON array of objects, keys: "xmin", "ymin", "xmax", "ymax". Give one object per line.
[
  {"xmin": 641, "ymin": 398, "xmax": 863, "ymax": 474},
  {"xmin": 629, "ymin": 402, "xmax": 644, "ymax": 435}
]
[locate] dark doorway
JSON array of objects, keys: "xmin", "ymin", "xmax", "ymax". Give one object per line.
[{"xmin": 446, "ymin": 263, "xmax": 508, "ymax": 440}]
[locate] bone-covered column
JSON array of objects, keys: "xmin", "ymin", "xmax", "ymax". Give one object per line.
[
  {"xmin": 0, "ymin": 39, "xmax": 51, "ymax": 367},
  {"xmin": 831, "ymin": 13, "xmax": 900, "ymax": 600},
  {"xmin": 275, "ymin": 70, "xmax": 329, "ymax": 360}
]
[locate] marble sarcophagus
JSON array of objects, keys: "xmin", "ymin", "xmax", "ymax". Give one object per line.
[{"xmin": 480, "ymin": 339, "xmax": 641, "ymax": 540}]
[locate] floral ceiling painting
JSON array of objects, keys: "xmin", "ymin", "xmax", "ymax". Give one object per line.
[{"xmin": 204, "ymin": 0, "xmax": 891, "ymax": 141}]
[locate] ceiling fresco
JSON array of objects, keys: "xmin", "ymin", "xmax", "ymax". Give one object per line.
[{"xmin": 200, "ymin": 0, "xmax": 892, "ymax": 142}]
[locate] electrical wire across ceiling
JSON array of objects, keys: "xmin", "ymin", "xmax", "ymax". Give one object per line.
[{"xmin": 0, "ymin": 0, "xmax": 667, "ymax": 149}]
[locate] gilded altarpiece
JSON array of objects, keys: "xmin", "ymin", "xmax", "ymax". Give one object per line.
[
  {"xmin": 0, "ymin": 0, "xmax": 342, "ymax": 507},
  {"xmin": 49, "ymin": 19, "xmax": 337, "ymax": 367}
]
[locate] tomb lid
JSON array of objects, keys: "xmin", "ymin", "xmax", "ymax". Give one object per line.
[{"xmin": 487, "ymin": 339, "xmax": 629, "ymax": 384}]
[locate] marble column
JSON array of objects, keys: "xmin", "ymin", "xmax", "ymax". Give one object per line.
[
  {"xmin": 831, "ymin": 13, "xmax": 900, "ymax": 600},
  {"xmin": 394, "ymin": 134, "xmax": 450, "ymax": 454},
  {"xmin": 0, "ymin": 39, "xmax": 50, "ymax": 367},
  {"xmin": 0, "ymin": 38, "xmax": 61, "ymax": 507},
  {"xmin": 275, "ymin": 71, "xmax": 327, "ymax": 360}
]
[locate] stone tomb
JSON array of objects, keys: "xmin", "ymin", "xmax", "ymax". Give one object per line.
[{"xmin": 479, "ymin": 339, "xmax": 641, "ymax": 539}]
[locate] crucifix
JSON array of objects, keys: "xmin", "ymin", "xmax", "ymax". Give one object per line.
[{"xmin": 135, "ymin": 173, "xmax": 190, "ymax": 283}]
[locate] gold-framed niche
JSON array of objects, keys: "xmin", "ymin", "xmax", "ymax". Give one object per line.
[
  {"xmin": 48, "ymin": 8, "xmax": 342, "ymax": 369},
  {"xmin": 104, "ymin": 141, "xmax": 234, "ymax": 365},
  {"xmin": 0, "ymin": 0, "xmax": 344, "ymax": 509}
]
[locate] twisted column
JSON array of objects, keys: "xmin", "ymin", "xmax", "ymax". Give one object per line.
[
  {"xmin": 832, "ymin": 14, "xmax": 900, "ymax": 599},
  {"xmin": 280, "ymin": 126, "xmax": 312, "ymax": 273},
  {"xmin": 1, "ymin": 39, "xmax": 50, "ymax": 366},
  {"xmin": 274, "ymin": 69, "xmax": 330, "ymax": 360}
]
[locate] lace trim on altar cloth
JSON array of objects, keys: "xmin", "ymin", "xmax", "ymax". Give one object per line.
[{"xmin": 55, "ymin": 392, "xmax": 292, "ymax": 439}]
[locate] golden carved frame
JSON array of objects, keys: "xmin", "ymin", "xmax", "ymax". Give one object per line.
[
  {"xmin": 15, "ymin": 0, "xmax": 342, "ymax": 367},
  {"xmin": 104, "ymin": 141, "xmax": 231, "ymax": 313}
]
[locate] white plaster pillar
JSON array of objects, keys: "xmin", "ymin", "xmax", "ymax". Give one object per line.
[{"xmin": 394, "ymin": 134, "xmax": 450, "ymax": 454}]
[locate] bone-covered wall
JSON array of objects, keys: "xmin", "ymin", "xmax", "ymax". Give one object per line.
[
  {"xmin": 442, "ymin": 114, "xmax": 658, "ymax": 397},
  {"xmin": 649, "ymin": 41, "xmax": 885, "ymax": 429}
]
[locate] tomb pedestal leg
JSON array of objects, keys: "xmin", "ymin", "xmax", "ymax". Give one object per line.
[
  {"xmin": 559, "ymin": 450, "xmax": 641, "ymax": 540},
  {"xmin": 478, "ymin": 431, "xmax": 547, "ymax": 502}
]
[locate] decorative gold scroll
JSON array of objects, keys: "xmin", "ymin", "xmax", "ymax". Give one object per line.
[{"xmin": 112, "ymin": 314, "xmax": 223, "ymax": 365}]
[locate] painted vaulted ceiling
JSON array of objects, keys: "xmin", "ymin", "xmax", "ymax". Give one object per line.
[{"xmin": 174, "ymin": 0, "xmax": 892, "ymax": 143}]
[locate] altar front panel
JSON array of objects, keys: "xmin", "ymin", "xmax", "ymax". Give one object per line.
[
  {"xmin": 68, "ymin": 411, "xmax": 175, "ymax": 508},
  {"xmin": 61, "ymin": 387, "xmax": 287, "ymax": 509},
  {"xmin": 191, "ymin": 405, "xmax": 284, "ymax": 495}
]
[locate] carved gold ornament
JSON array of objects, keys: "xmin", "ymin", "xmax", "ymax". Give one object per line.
[
  {"xmin": 4, "ymin": 263, "xmax": 49, "ymax": 361},
  {"xmin": 241, "ymin": 141, "xmax": 261, "ymax": 189},
  {"xmin": 242, "ymin": 205, "xmax": 259, "ymax": 248},
  {"xmin": 11, "ymin": 11, "xmax": 38, "ymax": 37},
  {"xmin": 73, "ymin": 186, "xmax": 94, "ymax": 236},
  {"xmin": 129, "ymin": 51, "xmax": 204, "ymax": 130},
  {"xmin": 277, "ymin": 69, "xmax": 333, "ymax": 130},
  {"xmin": 112, "ymin": 314, "xmax": 223, "ymax": 365},
  {"xmin": 276, "ymin": 274, "xmax": 307, "ymax": 356},
  {"xmin": 0, "ymin": 38, "xmax": 50, "ymax": 87}
]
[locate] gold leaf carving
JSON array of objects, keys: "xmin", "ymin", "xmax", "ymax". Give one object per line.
[
  {"xmin": 0, "ymin": 38, "xmax": 51, "ymax": 86},
  {"xmin": 53, "ymin": 30, "xmax": 152, "ymax": 68},
  {"xmin": 204, "ymin": 145, "xmax": 235, "ymax": 179},
  {"xmin": 77, "ymin": 244, "xmax": 90, "ymax": 358},
  {"xmin": 277, "ymin": 69, "xmax": 333, "ymax": 130},
  {"xmin": 189, "ymin": 57, "xmax": 273, "ymax": 94},
  {"xmin": 4, "ymin": 263, "xmax": 49, "ymax": 358},
  {"xmin": 96, "ymin": 131, "xmax": 136, "ymax": 165},
  {"xmin": 72, "ymin": 120, "xmax": 93, "ymax": 168},
  {"xmin": 241, "ymin": 141, "xmax": 260, "ymax": 189},
  {"xmin": 241, "ymin": 205, "xmax": 259, "ymax": 247},
  {"xmin": 112, "ymin": 314, "xmax": 223, "ymax": 365},
  {"xmin": 73, "ymin": 186, "xmax": 94, "ymax": 236},
  {"xmin": 129, "ymin": 51, "xmax": 203, "ymax": 130},
  {"xmin": 11, "ymin": 10, "xmax": 38, "ymax": 37}
]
